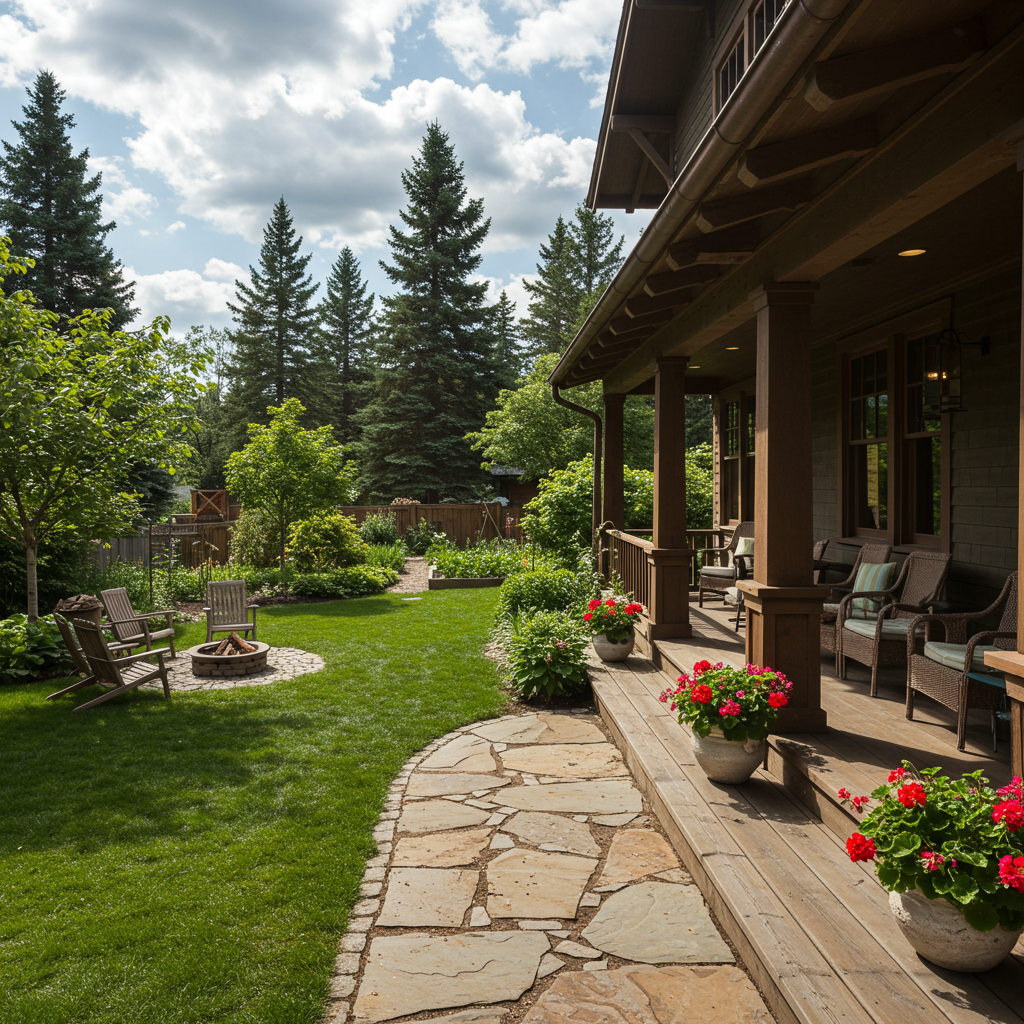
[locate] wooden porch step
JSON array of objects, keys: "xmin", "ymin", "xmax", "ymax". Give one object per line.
[{"xmin": 589, "ymin": 653, "xmax": 1024, "ymax": 1024}]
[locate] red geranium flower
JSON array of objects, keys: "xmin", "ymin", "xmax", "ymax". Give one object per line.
[
  {"xmin": 719, "ymin": 699, "xmax": 742, "ymax": 716},
  {"xmin": 588, "ymin": 599, "xmax": 601, "ymax": 611},
  {"xmin": 999, "ymin": 854, "xmax": 1024, "ymax": 893},
  {"xmin": 852, "ymin": 795, "xmax": 869, "ymax": 811},
  {"xmin": 993, "ymin": 800, "xmax": 1024, "ymax": 832},
  {"xmin": 767, "ymin": 692, "xmax": 787, "ymax": 709},
  {"xmin": 691, "ymin": 684, "xmax": 713, "ymax": 704},
  {"xmin": 838, "ymin": 788, "xmax": 851, "ymax": 800},
  {"xmin": 896, "ymin": 782, "xmax": 927, "ymax": 808},
  {"xmin": 888, "ymin": 766, "xmax": 906, "ymax": 783},
  {"xmin": 847, "ymin": 832, "xmax": 876, "ymax": 862},
  {"xmin": 605, "ymin": 599, "xmax": 617, "ymax": 606},
  {"xmin": 583, "ymin": 612, "xmax": 593, "ymax": 622},
  {"xmin": 692, "ymin": 660, "xmax": 712, "ymax": 676},
  {"xmin": 998, "ymin": 777, "xmax": 1023, "ymax": 799}
]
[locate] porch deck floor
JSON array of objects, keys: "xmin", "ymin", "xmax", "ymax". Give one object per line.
[{"xmin": 589, "ymin": 602, "xmax": 1024, "ymax": 1024}]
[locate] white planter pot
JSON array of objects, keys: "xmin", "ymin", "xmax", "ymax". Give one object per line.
[
  {"xmin": 592, "ymin": 629, "xmax": 635, "ymax": 662},
  {"xmin": 888, "ymin": 889, "xmax": 1024, "ymax": 972},
  {"xmin": 691, "ymin": 726, "xmax": 765, "ymax": 784}
]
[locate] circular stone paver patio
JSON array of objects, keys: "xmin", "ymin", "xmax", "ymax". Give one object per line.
[{"xmin": 141, "ymin": 646, "xmax": 324, "ymax": 692}]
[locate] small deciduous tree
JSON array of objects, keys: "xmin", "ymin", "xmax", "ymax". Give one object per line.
[
  {"xmin": 224, "ymin": 398, "xmax": 353, "ymax": 571},
  {"xmin": 0, "ymin": 241, "xmax": 209, "ymax": 621}
]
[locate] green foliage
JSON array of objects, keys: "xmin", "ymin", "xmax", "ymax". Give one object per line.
[
  {"xmin": 355, "ymin": 123, "xmax": 500, "ymax": 503},
  {"xmin": 685, "ymin": 442, "xmax": 715, "ymax": 530},
  {"xmin": 495, "ymin": 568, "xmax": 590, "ymax": 622},
  {"xmin": 0, "ymin": 613, "xmax": 68, "ymax": 683},
  {"xmin": 224, "ymin": 398, "xmax": 353, "ymax": 570},
  {"xmin": 287, "ymin": 512, "xmax": 367, "ymax": 572},
  {"xmin": 403, "ymin": 519, "xmax": 444, "ymax": 556},
  {"xmin": 167, "ymin": 564, "xmax": 288, "ymax": 603},
  {"xmin": 95, "ymin": 560, "xmax": 169, "ymax": 614},
  {"xmin": 500, "ymin": 610, "xmax": 589, "ymax": 698},
  {"xmin": 126, "ymin": 462, "xmax": 177, "ymax": 524},
  {"xmin": 853, "ymin": 765, "xmax": 1024, "ymax": 932},
  {"xmin": 0, "ymin": 71, "xmax": 136, "ymax": 327},
  {"xmin": 582, "ymin": 598, "xmax": 643, "ymax": 643},
  {"xmin": 182, "ymin": 327, "xmax": 237, "ymax": 489},
  {"xmin": 228, "ymin": 509, "xmax": 281, "ymax": 569},
  {"xmin": 490, "ymin": 289, "xmax": 523, "ymax": 387},
  {"xmin": 291, "ymin": 565, "xmax": 397, "ymax": 598},
  {"xmin": 0, "ymin": 238, "xmax": 211, "ymax": 620},
  {"xmin": 428, "ymin": 538, "xmax": 545, "ymax": 579},
  {"xmin": 467, "ymin": 353, "xmax": 654, "ymax": 480},
  {"xmin": 0, "ymin": 532, "xmax": 94, "ymax": 618},
  {"xmin": 365, "ymin": 542, "xmax": 406, "ymax": 574},
  {"xmin": 359, "ymin": 512, "xmax": 399, "ymax": 546}
]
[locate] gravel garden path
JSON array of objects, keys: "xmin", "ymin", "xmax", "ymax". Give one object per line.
[
  {"xmin": 387, "ymin": 557, "xmax": 430, "ymax": 594},
  {"xmin": 325, "ymin": 709, "xmax": 773, "ymax": 1024}
]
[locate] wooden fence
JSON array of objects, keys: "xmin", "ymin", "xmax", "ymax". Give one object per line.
[
  {"xmin": 90, "ymin": 533, "xmax": 149, "ymax": 570},
  {"xmin": 337, "ymin": 504, "xmax": 523, "ymax": 548}
]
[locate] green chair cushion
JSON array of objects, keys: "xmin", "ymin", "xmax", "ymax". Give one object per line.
[
  {"xmin": 850, "ymin": 561, "xmax": 898, "ymax": 616},
  {"xmin": 844, "ymin": 618, "xmax": 913, "ymax": 640},
  {"xmin": 923, "ymin": 641, "xmax": 1002, "ymax": 673}
]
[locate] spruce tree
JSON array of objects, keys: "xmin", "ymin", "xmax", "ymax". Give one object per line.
[
  {"xmin": 491, "ymin": 289, "xmax": 522, "ymax": 388},
  {"xmin": 224, "ymin": 197, "xmax": 318, "ymax": 432},
  {"xmin": 520, "ymin": 215, "xmax": 577, "ymax": 357},
  {"xmin": 0, "ymin": 70, "xmax": 136, "ymax": 327},
  {"xmin": 356, "ymin": 122, "xmax": 498, "ymax": 503},
  {"xmin": 568, "ymin": 204, "xmax": 624, "ymax": 295},
  {"xmin": 306, "ymin": 246, "xmax": 374, "ymax": 442}
]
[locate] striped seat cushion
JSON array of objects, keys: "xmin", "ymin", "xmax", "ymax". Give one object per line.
[
  {"xmin": 850, "ymin": 561, "xmax": 898, "ymax": 616},
  {"xmin": 923, "ymin": 641, "xmax": 1002, "ymax": 673},
  {"xmin": 844, "ymin": 618, "xmax": 913, "ymax": 640}
]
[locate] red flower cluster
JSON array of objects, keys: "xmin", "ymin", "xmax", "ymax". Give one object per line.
[
  {"xmin": 998, "ymin": 854, "xmax": 1024, "ymax": 893},
  {"xmin": 852, "ymin": 795, "xmax": 869, "ymax": 811},
  {"xmin": 847, "ymin": 832, "xmax": 876, "ymax": 862},
  {"xmin": 993, "ymin": 800, "xmax": 1024, "ymax": 832},
  {"xmin": 583, "ymin": 612, "xmax": 593, "ymax": 621},
  {"xmin": 896, "ymin": 782, "xmax": 927, "ymax": 808},
  {"xmin": 691, "ymin": 684, "xmax": 713, "ymax": 704},
  {"xmin": 998, "ymin": 776, "xmax": 1023, "ymax": 799},
  {"xmin": 920, "ymin": 850, "xmax": 953, "ymax": 872},
  {"xmin": 837, "ymin": 788, "xmax": 851, "ymax": 800},
  {"xmin": 888, "ymin": 766, "xmax": 906, "ymax": 783},
  {"xmin": 693, "ymin": 659, "xmax": 713, "ymax": 676},
  {"xmin": 767, "ymin": 692, "xmax": 788, "ymax": 709},
  {"xmin": 718, "ymin": 699, "xmax": 742, "ymax": 717}
]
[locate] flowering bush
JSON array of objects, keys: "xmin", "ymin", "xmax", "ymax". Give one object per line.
[
  {"xmin": 501, "ymin": 610, "xmax": 589, "ymax": 698},
  {"xmin": 843, "ymin": 764, "xmax": 1024, "ymax": 932},
  {"xmin": 659, "ymin": 661, "xmax": 791, "ymax": 742},
  {"xmin": 582, "ymin": 598, "xmax": 643, "ymax": 643}
]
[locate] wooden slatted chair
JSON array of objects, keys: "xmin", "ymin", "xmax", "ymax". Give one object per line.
[
  {"xmin": 906, "ymin": 572, "xmax": 1017, "ymax": 751},
  {"xmin": 46, "ymin": 613, "xmax": 136, "ymax": 702},
  {"xmin": 697, "ymin": 522, "xmax": 754, "ymax": 607},
  {"xmin": 838, "ymin": 550, "xmax": 952, "ymax": 697},
  {"xmin": 205, "ymin": 580, "xmax": 258, "ymax": 643},
  {"xmin": 100, "ymin": 587, "xmax": 177, "ymax": 658},
  {"xmin": 819, "ymin": 543, "xmax": 892, "ymax": 669},
  {"xmin": 68, "ymin": 617, "xmax": 171, "ymax": 711}
]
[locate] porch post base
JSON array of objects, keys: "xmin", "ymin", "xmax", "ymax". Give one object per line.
[
  {"xmin": 646, "ymin": 548, "xmax": 694, "ymax": 640},
  {"xmin": 983, "ymin": 651, "xmax": 1024, "ymax": 777},
  {"xmin": 737, "ymin": 581, "xmax": 827, "ymax": 733}
]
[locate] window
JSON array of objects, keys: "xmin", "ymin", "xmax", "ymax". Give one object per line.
[
  {"xmin": 841, "ymin": 330, "xmax": 948, "ymax": 549},
  {"xmin": 718, "ymin": 393, "xmax": 755, "ymax": 525},
  {"xmin": 722, "ymin": 400, "xmax": 741, "ymax": 522},
  {"xmin": 715, "ymin": 0, "xmax": 791, "ymax": 110}
]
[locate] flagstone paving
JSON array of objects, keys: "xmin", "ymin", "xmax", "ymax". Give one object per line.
[{"xmin": 330, "ymin": 709, "xmax": 773, "ymax": 1024}]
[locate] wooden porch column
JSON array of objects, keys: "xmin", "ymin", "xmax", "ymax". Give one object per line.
[
  {"xmin": 648, "ymin": 357, "xmax": 693, "ymax": 639},
  {"xmin": 602, "ymin": 393, "xmax": 626, "ymax": 579},
  {"xmin": 738, "ymin": 283, "xmax": 827, "ymax": 732},
  {"xmin": 985, "ymin": 121, "xmax": 1024, "ymax": 777}
]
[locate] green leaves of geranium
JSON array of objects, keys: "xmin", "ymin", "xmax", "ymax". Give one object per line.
[
  {"xmin": 962, "ymin": 900, "xmax": 1000, "ymax": 932},
  {"xmin": 887, "ymin": 832, "xmax": 921, "ymax": 858}
]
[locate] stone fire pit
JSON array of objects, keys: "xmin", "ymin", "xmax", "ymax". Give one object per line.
[{"xmin": 187, "ymin": 640, "xmax": 270, "ymax": 678}]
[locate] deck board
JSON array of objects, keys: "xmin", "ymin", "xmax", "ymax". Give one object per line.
[{"xmin": 590, "ymin": 629, "xmax": 1024, "ymax": 1024}]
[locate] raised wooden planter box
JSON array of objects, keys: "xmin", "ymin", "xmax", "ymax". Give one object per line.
[{"xmin": 427, "ymin": 566, "xmax": 505, "ymax": 591}]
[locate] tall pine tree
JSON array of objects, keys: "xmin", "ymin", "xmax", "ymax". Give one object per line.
[
  {"xmin": 491, "ymin": 289, "xmax": 522, "ymax": 388},
  {"xmin": 568, "ymin": 204, "xmax": 624, "ymax": 295},
  {"xmin": 224, "ymin": 197, "xmax": 318, "ymax": 433},
  {"xmin": 0, "ymin": 70, "xmax": 136, "ymax": 327},
  {"xmin": 305, "ymin": 246, "xmax": 374, "ymax": 442},
  {"xmin": 357, "ymin": 122, "xmax": 498, "ymax": 503}
]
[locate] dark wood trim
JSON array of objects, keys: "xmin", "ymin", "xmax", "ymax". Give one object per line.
[{"xmin": 696, "ymin": 178, "xmax": 814, "ymax": 233}]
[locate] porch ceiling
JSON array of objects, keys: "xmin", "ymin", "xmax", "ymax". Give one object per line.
[{"xmin": 554, "ymin": 0, "xmax": 1024, "ymax": 393}]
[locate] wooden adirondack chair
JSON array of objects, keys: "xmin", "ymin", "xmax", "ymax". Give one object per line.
[
  {"xmin": 100, "ymin": 587, "xmax": 176, "ymax": 658},
  {"xmin": 68, "ymin": 617, "xmax": 171, "ymax": 711},
  {"xmin": 205, "ymin": 580, "xmax": 258, "ymax": 643},
  {"xmin": 46, "ymin": 613, "xmax": 136, "ymax": 702}
]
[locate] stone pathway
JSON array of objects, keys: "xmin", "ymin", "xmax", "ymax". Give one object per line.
[
  {"xmin": 387, "ymin": 557, "xmax": 429, "ymax": 594},
  {"xmin": 141, "ymin": 646, "xmax": 324, "ymax": 692},
  {"xmin": 325, "ymin": 710, "xmax": 774, "ymax": 1024}
]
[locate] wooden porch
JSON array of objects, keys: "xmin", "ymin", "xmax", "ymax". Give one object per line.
[{"xmin": 590, "ymin": 601, "xmax": 1022, "ymax": 1024}]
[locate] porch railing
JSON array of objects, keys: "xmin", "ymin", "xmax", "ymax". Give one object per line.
[{"xmin": 607, "ymin": 527, "xmax": 737, "ymax": 596}]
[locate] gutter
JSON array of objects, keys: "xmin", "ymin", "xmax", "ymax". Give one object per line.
[
  {"xmin": 550, "ymin": 0, "xmax": 857, "ymax": 386},
  {"xmin": 551, "ymin": 385, "xmax": 603, "ymax": 544}
]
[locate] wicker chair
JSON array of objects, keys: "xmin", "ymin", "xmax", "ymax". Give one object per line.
[
  {"xmin": 906, "ymin": 573, "xmax": 1017, "ymax": 751},
  {"xmin": 101, "ymin": 586, "xmax": 176, "ymax": 658},
  {"xmin": 819, "ymin": 543, "xmax": 892, "ymax": 668},
  {"xmin": 68, "ymin": 617, "xmax": 171, "ymax": 711},
  {"xmin": 838, "ymin": 550, "xmax": 952, "ymax": 697},
  {"xmin": 205, "ymin": 580, "xmax": 258, "ymax": 643},
  {"xmin": 46, "ymin": 613, "xmax": 135, "ymax": 702},
  {"xmin": 698, "ymin": 522, "xmax": 754, "ymax": 607}
]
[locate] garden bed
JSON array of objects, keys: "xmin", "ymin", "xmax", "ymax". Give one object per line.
[{"xmin": 427, "ymin": 566, "xmax": 505, "ymax": 590}]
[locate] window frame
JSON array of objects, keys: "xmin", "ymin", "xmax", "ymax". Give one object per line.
[
  {"xmin": 714, "ymin": 0, "xmax": 791, "ymax": 112},
  {"xmin": 715, "ymin": 385, "xmax": 756, "ymax": 527}
]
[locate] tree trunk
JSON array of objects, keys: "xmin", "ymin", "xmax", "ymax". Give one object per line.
[
  {"xmin": 26, "ymin": 537, "xmax": 39, "ymax": 624},
  {"xmin": 280, "ymin": 520, "xmax": 287, "ymax": 573}
]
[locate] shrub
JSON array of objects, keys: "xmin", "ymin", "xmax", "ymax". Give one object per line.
[
  {"xmin": 166, "ymin": 565, "xmax": 288, "ymax": 602},
  {"xmin": 291, "ymin": 565, "xmax": 398, "ymax": 598},
  {"xmin": 501, "ymin": 610, "xmax": 589, "ymax": 699},
  {"xmin": 366, "ymin": 542, "xmax": 406, "ymax": 574},
  {"xmin": 360, "ymin": 512, "xmax": 399, "ymax": 546},
  {"xmin": 288, "ymin": 512, "xmax": 367, "ymax": 572},
  {"xmin": 93, "ymin": 559, "xmax": 174, "ymax": 613},
  {"xmin": 403, "ymin": 519, "xmax": 444, "ymax": 556},
  {"xmin": 0, "ymin": 533, "xmax": 96, "ymax": 618},
  {"xmin": 428, "ymin": 538, "xmax": 545, "ymax": 579},
  {"xmin": 0, "ymin": 614, "xmax": 70, "ymax": 683},
  {"xmin": 495, "ymin": 568, "xmax": 590, "ymax": 621},
  {"xmin": 229, "ymin": 509, "xmax": 280, "ymax": 569}
]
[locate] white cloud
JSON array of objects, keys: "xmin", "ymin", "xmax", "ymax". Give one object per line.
[
  {"xmin": 87, "ymin": 154, "xmax": 157, "ymax": 224},
  {"xmin": 477, "ymin": 270, "xmax": 536, "ymax": 314},
  {"xmin": 202, "ymin": 258, "xmax": 246, "ymax": 283},
  {"xmin": 126, "ymin": 262, "xmax": 250, "ymax": 330},
  {"xmin": 166, "ymin": 220, "xmax": 186, "ymax": 234}
]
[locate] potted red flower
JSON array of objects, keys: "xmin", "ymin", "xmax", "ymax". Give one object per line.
[
  {"xmin": 843, "ymin": 764, "xmax": 1024, "ymax": 971},
  {"xmin": 583, "ymin": 598, "xmax": 643, "ymax": 662},
  {"xmin": 659, "ymin": 661, "xmax": 791, "ymax": 783}
]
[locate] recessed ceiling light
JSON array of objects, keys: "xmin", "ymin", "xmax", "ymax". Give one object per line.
[
  {"xmin": 726, "ymin": 346, "xmax": 739, "ymax": 350},
  {"xmin": 898, "ymin": 248, "xmax": 926, "ymax": 257},
  {"xmin": 689, "ymin": 364, "xmax": 700, "ymax": 369}
]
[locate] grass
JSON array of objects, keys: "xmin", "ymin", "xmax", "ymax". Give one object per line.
[{"xmin": 0, "ymin": 589, "xmax": 505, "ymax": 1024}]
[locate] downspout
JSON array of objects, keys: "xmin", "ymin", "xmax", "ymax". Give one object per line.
[
  {"xmin": 551, "ymin": 385, "xmax": 603, "ymax": 547},
  {"xmin": 550, "ymin": 0, "xmax": 858, "ymax": 385}
]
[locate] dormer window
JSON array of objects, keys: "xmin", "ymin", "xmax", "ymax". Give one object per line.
[{"xmin": 715, "ymin": 0, "xmax": 791, "ymax": 110}]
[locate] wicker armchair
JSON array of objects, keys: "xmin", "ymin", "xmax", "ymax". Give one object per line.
[
  {"xmin": 819, "ymin": 543, "xmax": 892, "ymax": 668},
  {"xmin": 906, "ymin": 573, "xmax": 1017, "ymax": 751},
  {"xmin": 698, "ymin": 522, "xmax": 754, "ymax": 607},
  {"xmin": 838, "ymin": 550, "xmax": 952, "ymax": 696}
]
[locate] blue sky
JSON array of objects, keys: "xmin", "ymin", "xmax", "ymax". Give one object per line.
[{"xmin": 0, "ymin": 0, "xmax": 651, "ymax": 332}]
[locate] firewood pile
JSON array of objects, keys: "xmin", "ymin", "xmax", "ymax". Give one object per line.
[
  {"xmin": 390, "ymin": 497, "xmax": 420, "ymax": 504},
  {"xmin": 54, "ymin": 594, "xmax": 103, "ymax": 612},
  {"xmin": 212, "ymin": 632, "xmax": 257, "ymax": 656}
]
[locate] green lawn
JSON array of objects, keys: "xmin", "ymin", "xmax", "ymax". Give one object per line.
[{"xmin": 0, "ymin": 589, "xmax": 505, "ymax": 1024}]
